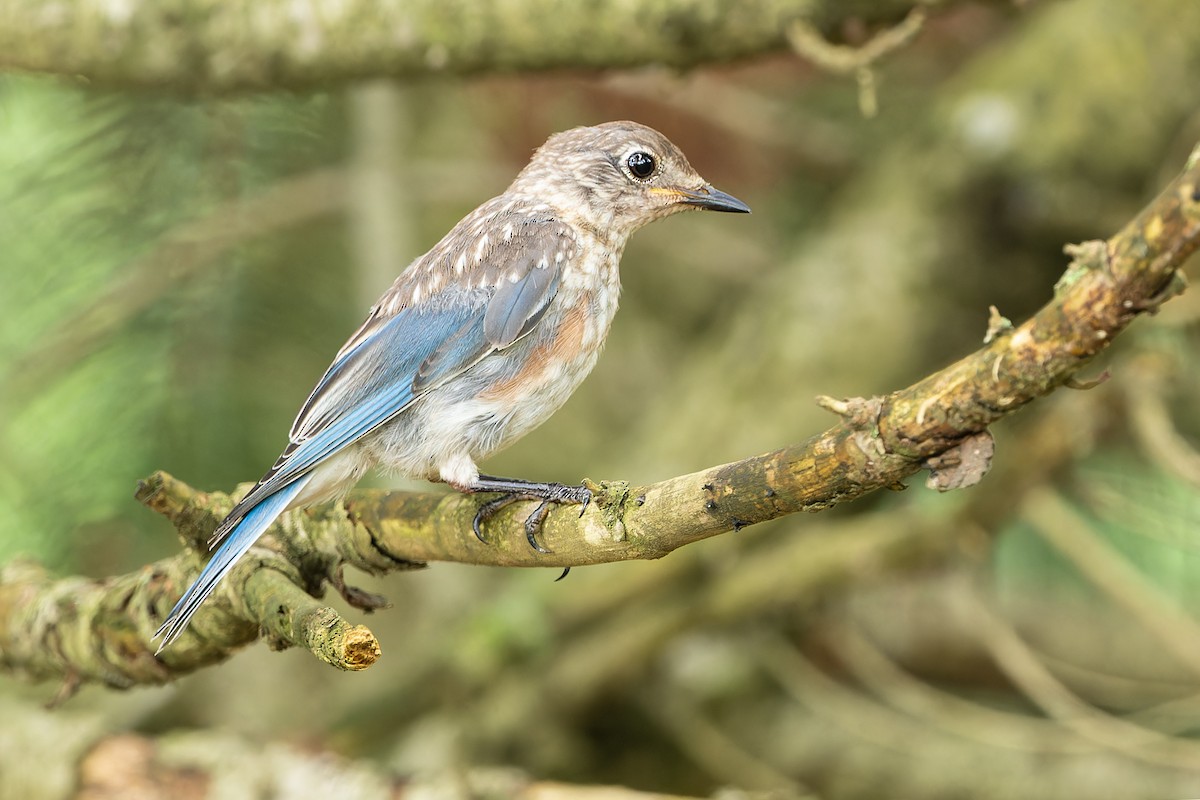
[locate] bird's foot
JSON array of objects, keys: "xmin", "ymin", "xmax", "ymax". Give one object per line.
[
  {"xmin": 467, "ymin": 475, "xmax": 591, "ymax": 553},
  {"xmin": 330, "ymin": 564, "xmax": 392, "ymax": 612}
]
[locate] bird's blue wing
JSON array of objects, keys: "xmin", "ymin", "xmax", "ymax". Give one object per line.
[
  {"xmin": 155, "ymin": 300, "xmax": 493, "ymax": 650},
  {"xmin": 232, "ymin": 298, "xmax": 492, "ymax": 525},
  {"xmin": 483, "ymin": 231, "xmax": 564, "ymax": 346},
  {"xmin": 156, "ymin": 218, "xmax": 573, "ymax": 649},
  {"xmin": 214, "ymin": 217, "xmax": 575, "ymax": 541}
]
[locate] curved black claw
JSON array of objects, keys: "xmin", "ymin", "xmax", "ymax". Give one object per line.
[
  {"xmin": 473, "ymin": 493, "xmax": 523, "ymax": 543},
  {"xmin": 524, "ymin": 500, "xmax": 554, "ymax": 553}
]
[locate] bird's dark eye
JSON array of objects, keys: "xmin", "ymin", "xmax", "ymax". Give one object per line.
[{"xmin": 626, "ymin": 151, "xmax": 656, "ymax": 180}]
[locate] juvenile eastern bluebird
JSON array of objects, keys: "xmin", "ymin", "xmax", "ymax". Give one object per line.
[{"xmin": 155, "ymin": 121, "xmax": 749, "ymax": 650}]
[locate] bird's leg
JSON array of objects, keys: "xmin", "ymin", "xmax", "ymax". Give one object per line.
[{"xmin": 463, "ymin": 475, "xmax": 592, "ymax": 552}]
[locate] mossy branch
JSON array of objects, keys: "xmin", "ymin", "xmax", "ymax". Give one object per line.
[
  {"xmin": 2, "ymin": 147, "xmax": 1198, "ymax": 692},
  {"xmin": 0, "ymin": 0, "xmax": 945, "ymax": 94}
]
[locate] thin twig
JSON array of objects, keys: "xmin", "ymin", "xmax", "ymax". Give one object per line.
[
  {"xmin": 1125, "ymin": 354, "xmax": 1200, "ymax": 488},
  {"xmin": 826, "ymin": 617, "xmax": 1097, "ymax": 754},
  {"xmin": 786, "ymin": 8, "xmax": 927, "ymax": 116},
  {"xmin": 957, "ymin": 577, "xmax": 1200, "ymax": 771},
  {"xmin": 1021, "ymin": 487, "xmax": 1200, "ymax": 679},
  {"xmin": 636, "ymin": 682, "xmax": 808, "ymax": 793}
]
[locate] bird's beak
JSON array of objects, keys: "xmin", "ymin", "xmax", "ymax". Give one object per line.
[{"xmin": 672, "ymin": 184, "xmax": 752, "ymax": 214}]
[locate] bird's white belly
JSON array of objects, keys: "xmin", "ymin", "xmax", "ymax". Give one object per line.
[{"xmin": 362, "ymin": 286, "xmax": 616, "ymax": 488}]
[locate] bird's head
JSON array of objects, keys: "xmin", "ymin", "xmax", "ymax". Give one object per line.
[{"xmin": 510, "ymin": 121, "xmax": 750, "ymax": 237}]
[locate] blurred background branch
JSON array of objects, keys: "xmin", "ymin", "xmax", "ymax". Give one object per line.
[
  {"xmin": 0, "ymin": 0, "xmax": 959, "ymax": 93},
  {"xmin": 1, "ymin": 168, "xmax": 349, "ymax": 408},
  {"xmin": 2, "ymin": 690, "xmax": 726, "ymax": 800}
]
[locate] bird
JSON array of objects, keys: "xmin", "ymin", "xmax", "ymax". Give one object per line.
[{"xmin": 154, "ymin": 120, "xmax": 750, "ymax": 651}]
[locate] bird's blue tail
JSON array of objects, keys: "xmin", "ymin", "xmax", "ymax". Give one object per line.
[{"xmin": 154, "ymin": 474, "xmax": 312, "ymax": 652}]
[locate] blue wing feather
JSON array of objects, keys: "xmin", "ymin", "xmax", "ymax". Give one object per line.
[
  {"xmin": 228, "ymin": 299, "xmax": 491, "ymax": 525},
  {"xmin": 484, "ymin": 249, "xmax": 561, "ymax": 345},
  {"xmin": 155, "ymin": 302, "xmax": 491, "ymax": 649},
  {"xmin": 155, "ymin": 472, "xmax": 313, "ymax": 650},
  {"xmin": 156, "ymin": 217, "xmax": 573, "ymax": 648}
]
